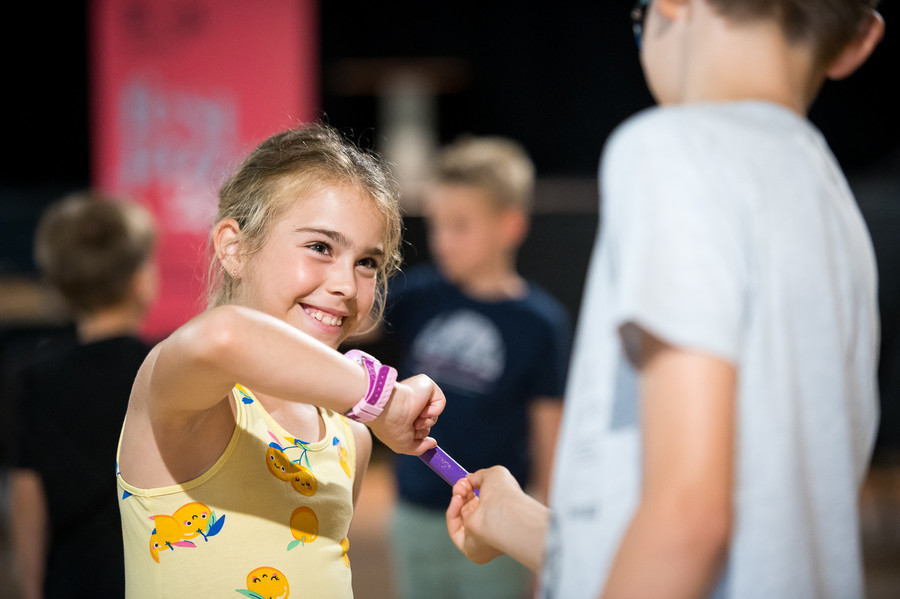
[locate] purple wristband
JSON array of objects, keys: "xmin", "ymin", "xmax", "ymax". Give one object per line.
[
  {"xmin": 343, "ymin": 349, "xmax": 397, "ymax": 423},
  {"xmin": 419, "ymin": 445, "xmax": 479, "ymax": 497}
]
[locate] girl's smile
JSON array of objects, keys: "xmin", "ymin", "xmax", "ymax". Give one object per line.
[{"xmin": 303, "ymin": 304, "xmax": 345, "ymax": 327}]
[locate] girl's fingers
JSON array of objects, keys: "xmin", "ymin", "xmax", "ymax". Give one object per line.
[
  {"xmin": 408, "ymin": 436, "xmax": 437, "ymax": 455},
  {"xmin": 414, "ymin": 416, "xmax": 435, "ymax": 429}
]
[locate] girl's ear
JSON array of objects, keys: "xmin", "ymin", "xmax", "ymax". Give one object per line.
[
  {"xmin": 213, "ymin": 219, "xmax": 244, "ymax": 277},
  {"xmin": 826, "ymin": 10, "xmax": 884, "ymax": 80}
]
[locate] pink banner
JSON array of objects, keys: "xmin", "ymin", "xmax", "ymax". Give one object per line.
[{"xmin": 91, "ymin": 0, "xmax": 318, "ymax": 339}]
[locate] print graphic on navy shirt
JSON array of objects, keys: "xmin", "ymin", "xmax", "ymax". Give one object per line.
[{"xmin": 409, "ymin": 309, "xmax": 505, "ymax": 395}]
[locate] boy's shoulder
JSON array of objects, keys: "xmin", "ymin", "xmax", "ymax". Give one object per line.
[
  {"xmin": 6, "ymin": 324, "xmax": 78, "ymax": 375},
  {"xmin": 522, "ymin": 282, "xmax": 569, "ymax": 323},
  {"xmin": 387, "ymin": 263, "xmax": 450, "ymax": 303},
  {"xmin": 604, "ymin": 101, "xmax": 817, "ymax": 177},
  {"xmin": 23, "ymin": 334, "xmax": 150, "ymax": 381},
  {"xmin": 394, "ymin": 263, "xmax": 444, "ymax": 288},
  {"xmin": 611, "ymin": 102, "xmax": 808, "ymax": 145}
]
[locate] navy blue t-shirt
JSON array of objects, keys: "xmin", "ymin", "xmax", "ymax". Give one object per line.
[{"xmin": 385, "ymin": 265, "xmax": 572, "ymax": 510}]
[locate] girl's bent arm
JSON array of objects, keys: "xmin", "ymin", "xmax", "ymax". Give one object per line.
[
  {"xmin": 141, "ymin": 304, "xmax": 444, "ymax": 456},
  {"xmin": 150, "ymin": 304, "xmax": 369, "ymax": 417}
]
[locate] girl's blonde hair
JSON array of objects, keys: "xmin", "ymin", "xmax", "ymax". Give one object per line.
[{"xmin": 207, "ymin": 123, "xmax": 403, "ymax": 324}]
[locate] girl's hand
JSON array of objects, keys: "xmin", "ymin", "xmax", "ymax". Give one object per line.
[{"xmin": 367, "ymin": 374, "xmax": 445, "ymax": 455}]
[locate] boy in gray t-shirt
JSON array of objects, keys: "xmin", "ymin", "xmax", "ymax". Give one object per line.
[{"xmin": 444, "ymin": 1, "xmax": 885, "ymax": 598}]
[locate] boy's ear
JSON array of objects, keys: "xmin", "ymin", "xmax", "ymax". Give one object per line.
[
  {"xmin": 826, "ymin": 10, "xmax": 884, "ymax": 80},
  {"xmin": 655, "ymin": 0, "xmax": 689, "ymax": 21},
  {"xmin": 130, "ymin": 259, "xmax": 159, "ymax": 313},
  {"xmin": 213, "ymin": 218, "xmax": 244, "ymax": 276},
  {"xmin": 500, "ymin": 208, "xmax": 529, "ymax": 249}
]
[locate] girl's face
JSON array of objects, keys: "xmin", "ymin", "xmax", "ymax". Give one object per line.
[{"xmin": 240, "ymin": 183, "xmax": 385, "ymax": 349}]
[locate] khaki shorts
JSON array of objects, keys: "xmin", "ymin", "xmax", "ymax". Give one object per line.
[{"xmin": 390, "ymin": 499, "xmax": 531, "ymax": 599}]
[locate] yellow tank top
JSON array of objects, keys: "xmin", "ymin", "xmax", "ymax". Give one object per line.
[{"xmin": 117, "ymin": 385, "xmax": 358, "ymax": 598}]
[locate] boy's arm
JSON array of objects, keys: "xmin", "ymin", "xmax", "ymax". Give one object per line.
[
  {"xmin": 9, "ymin": 469, "xmax": 48, "ymax": 599},
  {"xmin": 601, "ymin": 331, "xmax": 735, "ymax": 599},
  {"xmin": 528, "ymin": 397, "xmax": 563, "ymax": 503},
  {"xmin": 447, "ymin": 466, "xmax": 550, "ymax": 571}
]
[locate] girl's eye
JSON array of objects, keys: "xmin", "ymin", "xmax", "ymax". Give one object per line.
[
  {"xmin": 357, "ymin": 257, "xmax": 379, "ymax": 270},
  {"xmin": 307, "ymin": 242, "xmax": 330, "ymax": 255}
]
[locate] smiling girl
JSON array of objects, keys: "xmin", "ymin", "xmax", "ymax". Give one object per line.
[{"xmin": 116, "ymin": 123, "xmax": 445, "ymax": 598}]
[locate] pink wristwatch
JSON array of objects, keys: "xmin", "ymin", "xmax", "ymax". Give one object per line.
[{"xmin": 343, "ymin": 349, "xmax": 398, "ymax": 422}]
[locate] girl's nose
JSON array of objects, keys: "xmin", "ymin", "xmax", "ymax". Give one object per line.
[{"xmin": 326, "ymin": 262, "xmax": 358, "ymax": 299}]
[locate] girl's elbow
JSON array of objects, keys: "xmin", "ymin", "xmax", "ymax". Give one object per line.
[{"xmin": 171, "ymin": 305, "xmax": 245, "ymax": 368}]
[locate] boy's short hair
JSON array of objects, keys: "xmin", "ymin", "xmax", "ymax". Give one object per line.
[
  {"xmin": 433, "ymin": 135, "xmax": 536, "ymax": 212},
  {"xmin": 34, "ymin": 191, "xmax": 156, "ymax": 315},
  {"xmin": 707, "ymin": 0, "xmax": 880, "ymax": 66}
]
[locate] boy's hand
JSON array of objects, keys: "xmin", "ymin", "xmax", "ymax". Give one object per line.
[
  {"xmin": 367, "ymin": 374, "xmax": 445, "ymax": 455},
  {"xmin": 447, "ymin": 466, "xmax": 550, "ymax": 571},
  {"xmin": 446, "ymin": 469, "xmax": 508, "ymax": 564}
]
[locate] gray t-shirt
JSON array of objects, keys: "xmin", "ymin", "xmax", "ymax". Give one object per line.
[{"xmin": 543, "ymin": 102, "xmax": 880, "ymax": 599}]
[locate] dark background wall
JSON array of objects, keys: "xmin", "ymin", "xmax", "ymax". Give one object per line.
[{"xmin": 3, "ymin": 2, "xmax": 897, "ymax": 189}]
